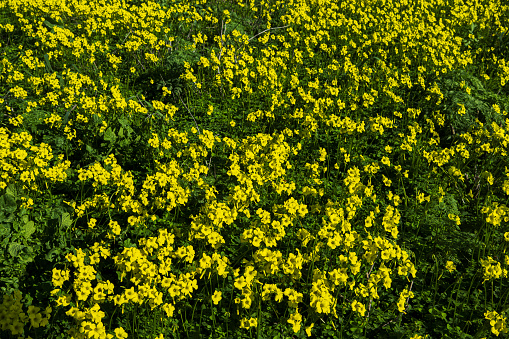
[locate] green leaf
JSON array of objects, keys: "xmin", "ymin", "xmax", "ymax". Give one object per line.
[
  {"xmin": 45, "ymin": 246, "xmax": 61, "ymax": 262},
  {"xmin": 43, "ymin": 20, "xmax": 56, "ymax": 29},
  {"xmin": 8, "ymin": 242, "xmax": 24, "ymax": 257},
  {"xmin": 119, "ymin": 138, "xmax": 130, "ymax": 148},
  {"xmin": 56, "ymin": 74, "xmax": 65, "ymax": 89},
  {"xmin": 86, "ymin": 144, "xmax": 96, "ymax": 154},
  {"xmin": 5, "ymin": 184, "xmax": 19, "ymax": 198},
  {"xmin": 0, "ymin": 197, "xmax": 17, "ymax": 216},
  {"xmin": 22, "ymin": 220, "xmax": 36, "ymax": 239},
  {"xmin": 61, "ymin": 104, "xmax": 77, "ymax": 130},
  {"xmin": 43, "ymin": 54, "xmax": 54, "ymax": 73},
  {"xmin": 61, "ymin": 212, "xmax": 72, "ymax": 228},
  {"xmin": 118, "ymin": 116, "xmax": 135, "ymax": 137},
  {"xmin": 104, "ymin": 127, "xmax": 117, "ymax": 143},
  {"xmin": 0, "ymin": 210, "xmax": 15, "ymax": 223},
  {"xmin": 71, "ymin": 63, "xmax": 81, "ymax": 73},
  {"xmin": 0, "ymin": 224, "xmax": 10, "ymax": 237},
  {"xmin": 0, "ymin": 229, "xmax": 11, "ymax": 248},
  {"xmin": 12, "ymin": 219, "xmax": 20, "ymax": 232}
]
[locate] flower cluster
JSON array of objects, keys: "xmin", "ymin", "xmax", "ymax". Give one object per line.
[
  {"xmin": 485, "ymin": 310, "xmax": 509, "ymax": 336},
  {"xmin": 0, "ymin": 290, "xmax": 51, "ymax": 336}
]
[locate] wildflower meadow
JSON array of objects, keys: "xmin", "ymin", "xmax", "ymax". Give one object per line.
[{"xmin": 1, "ymin": 0, "xmax": 509, "ymax": 338}]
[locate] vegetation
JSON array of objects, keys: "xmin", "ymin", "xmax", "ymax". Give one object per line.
[{"xmin": 0, "ymin": 0, "xmax": 509, "ymax": 338}]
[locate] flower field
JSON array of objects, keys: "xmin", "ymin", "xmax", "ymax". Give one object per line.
[{"xmin": 1, "ymin": 0, "xmax": 509, "ymax": 337}]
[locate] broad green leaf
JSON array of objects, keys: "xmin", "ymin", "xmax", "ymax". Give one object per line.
[
  {"xmin": 104, "ymin": 127, "xmax": 117, "ymax": 143},
  {"xmin": 8, "ymin": 242, "xmax": 23, "ymax": 257},
  {"xmin": 0, "ymin": 224, "xmax": 10, "ymax": 237},
  {"xmin": 45, "ymin": 247, "xmax": 61, "ymax": 262},
  {"xmin": 61, "ymin": 212, "xmax": 73, "ymax": 228},
  {"xmin": 5, "ymin": 184, "xmax": 18, "ymax": 198},
  {"xmin": 23, "ymin": 221, "xmax": 36, "ymax": 238},
  {"xmin": 1, "ymin": 233, "xmax": 11, "ymax": 248}
]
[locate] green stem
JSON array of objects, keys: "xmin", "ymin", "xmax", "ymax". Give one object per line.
[
  {"xmin": 208, "ymin": 279, "xmax": 217, "ymax": 335},
  {"xmin": 108, "ymin": 306, "xmax": 117, "ymax": 332},
  {"xmin": 257, "ymin": 295, "xmax": 262, "ymax": 339},
  {"xmin": 198, "ymin": 302, "xmax": 204, "ymax": 335},
  {"xmin": 306, "ymin": 235, "xmax": 319, "ymax": 286},
  {"xmin": 133, "ymin": 304, "xmax": 137, "ymax": 335},
  {"xmin": 431, "ymin": 256, "xmax": 440, "ymax": 308},
  {"xmin": 451, "ymin": 275, "xmax": 463, "ymax": 325},
  {"xmin": 398, "ymin": 176, "xmax": 409, "ymax": 208},
  {"xmin": 191, "ymin": 297, "xmax": 200, "ymax": 331},
  {"xmin": 491, "ymin": 280, "xmax": 494, "ymax": 308},
  {"xmin": 484, "ymin": 281, "xmax": 487, "ymax": 311},
  {"xmin": 496, "ymin": 278, "xmax": 509, "ymax": 311},
  {"xmin": 178, "ymin": 305, "xmax": 187, "ymax": 336}
]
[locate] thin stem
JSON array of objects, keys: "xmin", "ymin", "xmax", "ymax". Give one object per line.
[
  {"xmin": 178, "ymin": 93, "xmax": 201, "ymax": 135},
  {"xmin": 432, "ymin": 255, "xmax": 440, "ymax": 308},
  {"xmin": 247, "ymin": 25, "xmax": 290, "ymax": 44},
  {"xmin": 306, "ymin": 234, "xmax": 319, "ymax": 286},
  {"xmin": 491, "ymin": 280, "xmax": 494, "ymax": 308},
  {"xmin": 377, "ymin": 280, "xmax": 415, "ymax": 331},
  {"xmin": 484, "ymin": 282, "xmax": 487, "ymax": 311},
  {"xmin": 364, "ymin": 254, "xmax": 379, "ymax": 321},
  {"xmin": 179, "ymin": 306, "xmax": 187, "ymax": 336},
  {"xmin": 451, "ymin": 275, "xmax": 462, "ymax": 325}
]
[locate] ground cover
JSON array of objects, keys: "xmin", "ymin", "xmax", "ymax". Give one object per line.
[{"xmin": 0, "ymin": 0, "xmax": 509, "ymax": 338}]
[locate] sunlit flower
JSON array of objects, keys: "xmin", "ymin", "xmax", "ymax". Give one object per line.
[
  {"xmin": 212, "ymin": 290, "xmax": 222, "ymax": 305},
  {"xmin": 445, "ymin": 261, "xmax": 456, "ymax": 273}
]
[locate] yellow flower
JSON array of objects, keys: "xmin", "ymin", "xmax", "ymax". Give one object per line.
[
  {"xmin": 305, "ymin": 323, "xmax": 314, "ymax": 336},
  {"xmin": 275, "ymin": 289, "xmax": 284, "ymax": 302},
  {"xmin": 162, "ymin": 303, "xmax": 175, "ymax": 317},
  {"xmin": 234, "ymin": 276, "xmax": 247, "ymax": 290},
  {"xmin": 382, "ymin": 175, "xmax": 392, "ymax": 187},
  {"xmin": 240, "ymin": 317, "xmax": 257, "ymax": 329},
  {"xmin": 88, "ymin": 218, "xmax": 97, "ymax": 229},
  {"xmin": 397, "ymin": 288, "xmax": 414, "ymax": 313},
  {"xmin": 114, "ymin": 327, "xmax": 128, "ymax": 339},
  {"xmin": 484, "ymin": 310, "xmax": 509, "ymax": 336},
  {"xmin": 239, "ymin": 318, "xmax": 250, "ymax": 329},
  {"xmin": 381, "ymin": 156, "xmax": 391, "ymax": 166},
  {"xmin": 319, "ymin": 147, "xmax": 327, "ymax": 161},
  {"xmin": 287, "ymin": 311, "xmax": 302, "ymax": 333},
  {"xmin": 56, "ymin": 295, "xmax": 71, "ymax": 307},
  {"xmin": 212, "ymin": 290, "xmax": 222, "ymax": 305},
  {"xmin": 28, "ymin": 304, "xmax": 41, "ymax": 318},
  {"xmin": 124, "ymin": 287, "xmax": 138, "ymax": 302},
  {"xmin": 351, "ymin": 300, "xmax": 366, "ymax": 316},
  {"xmin": 445, "ymin": 261, "xmax": 456, "ymax": 272},
  {"xmin": 52, "ymin": 268, "xmax": 70, "ymax": 288},
  {"xmin": 248, "ymin": 317, "xmax": 257, "ymax": 328},
  {"xmin": 8, "ymin": 318, "xmax": 24, "ymax": 335},
  {"xmin": 457, "ymin": 103, "xmax": 466, "ymax": 115},
  {"xmin": 109, "ymin": 220, "xmax": 121, "ymax": 235}
]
